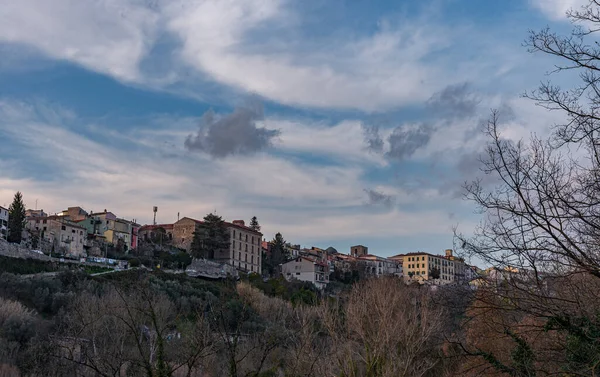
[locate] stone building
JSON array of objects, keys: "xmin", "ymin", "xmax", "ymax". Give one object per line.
[
  {"xmin": 168, "ymin": 217, "xmax": 263, "ymax": 274},
  {"xmin": 26, "ymin": 215, "xmax": 86, "ymax": 257}
]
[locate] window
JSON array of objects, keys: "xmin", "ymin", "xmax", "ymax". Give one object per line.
[
  {"xmin": 72, "ymin": 229, "xmax": 75, "ymax": 233},
  {"xmin": 245, "ymin": 244, "xmax": 248, "ymax": 252},
  {"xmin": 251, "ymin": 245, "xmax": 254, "ymax": 253},
  {"xmin": 245, "ymin": 234, "xmax": 248, "ymax": 242},
  {"xmin": 251, "ymin": 255, "xmax": 254, "ymax": 263},
  {"xmin": 233, "ymin": 230, "xmax": 236, "ymax": 238},
  {"xmin": 61, "ymin": 225, "xmax": 66, "ymax": 230},
  {"xmin": 233, "ymin": 240, "xmax": 236, "ymax": 249},
  {"xmin": 43, "ymin": 226, "xmax": 47, "ymax": 231},
  {"xmin": 238, "ymin": 252, "xmax": 241, "ymax": 260},
  {"xmin": 251, "ymin": 236, "xmax": 254, "ymax": 244},
  {"xmin": 43, "ymin": 219, "xmax": 47, "ymax": 224},
  {"xmin": 238, "ymin": 243, "xmax": 241, "ymax": 250},
  {"xmin": 245, "ymin": 254, "xmax": 247, "ymax": 262}
]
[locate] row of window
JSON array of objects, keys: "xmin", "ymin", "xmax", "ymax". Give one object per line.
[
  {"xmin": 232, "ymin": 240, "xmax": 258, "ymax": 253},
  {"xmin": 232, "ymin": 230, "xmax": 260, "ymax": 245},
  {"xmin": 236, "ymin": 262, "xmax": 258, "ymax": 273},
  {"xmin": 237, "ymin": 252, "xmax": 259, "ymax": 264}
]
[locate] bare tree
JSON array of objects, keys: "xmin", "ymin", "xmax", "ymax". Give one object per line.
[
  {"xmin": 320, "ymin": 278, "xmax": 447, "ymax": 377},
  {"xmin": 456, "ymin": 1, "xmax": 600, "ymax": 374},
  {"xmin": 53, "ymin": 284, "xmax": 216, "ymax": 377}
]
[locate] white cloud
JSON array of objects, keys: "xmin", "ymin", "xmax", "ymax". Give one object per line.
[
  {"xmin": 273, "ymin": 118, "xmax": 387, "ymax": 165},
  {"xmin": 0, "ymin": 0, "xmax": 466, "ymax": 111},
  {"xmin": 530, "ymin": 0, "xmax": 587, "ymax": 20},
  {"xmin": 164, "ymin": 0, "xmax": 449, "ymax": 111},
  {"xmin": 0, "ymin": 0, "xmax": 159, "ymax": 82}
]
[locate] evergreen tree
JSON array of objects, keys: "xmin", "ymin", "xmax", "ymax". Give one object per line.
[
  {"xmin": 265, "ymin": 232, "xmax": 290, "ymax": 276},
  {"xmin": 249, "ymin": 216, "xmax": 261, "ymax": 232},
  {"xmin": 7, "ymin": 191, "xmax": 26, "ymax": 244},
  {"xmin": 190, "ymin": 213, "xmax": 230, "ymax": 259}
]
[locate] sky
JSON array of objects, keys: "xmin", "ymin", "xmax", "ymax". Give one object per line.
[{"xmin": 0, "ymin": 0, "xmax": 585, "ymax": 260}]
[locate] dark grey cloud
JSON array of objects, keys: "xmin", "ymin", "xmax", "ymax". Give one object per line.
[
  {"xmin": 184, "ymin": 103, "xmax": 280, "ymax": 158},
  {"xmin": 361, "ymin": 123, "xmax": 384, "ymax": 153},
  {"xmin": 386, "ymin": 123, "xmax": 433, "ymax": 161},
  {"xmin": 364, "ymin": 189, "xmax": 395, "ymax": 207},
  {"xmin": 427, "ymin": 82, "xmax": 480, "ymax": 119}
]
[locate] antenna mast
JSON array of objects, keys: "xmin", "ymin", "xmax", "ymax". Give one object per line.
[{"xmin": 153, "ymin": 206, "xmax": 158, "ymax": 225}]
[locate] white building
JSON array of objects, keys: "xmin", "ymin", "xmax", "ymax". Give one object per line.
[
  {"xmin": 224, "ymin": 220, "xmax": 263, "ymax": 275},
  {"xmin": 0, "ymin": 206, "xmax": 8, "ymax": 240},
  {"xmin": 282, "ymin": 256, "xmax": 329, "ymax": 290}
]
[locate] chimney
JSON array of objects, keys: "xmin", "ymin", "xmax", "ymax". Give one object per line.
[
  {"xmin": 104, "ymin": 209, "xmax": 107, "ymax": 213},
  {"xmin": 445, "ymin": 249, "xmax": 453, "ymax": 258},
  {"xmin": 232, "ymin": 220, "xmax": 245, "ymax": 226}
]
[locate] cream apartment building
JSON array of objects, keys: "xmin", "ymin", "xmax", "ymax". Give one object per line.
[{"xmin": 391, "ymin": 249, "xmax": 465, "ymax": 284}]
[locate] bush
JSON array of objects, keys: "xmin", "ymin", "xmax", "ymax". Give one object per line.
[
  {"xmin": 0, "ymin": 256, "xmax": 57, "ymax": 275},
  {"xmin": 128, "ymin": 258, "xmax": 141, "ymax": 267}
]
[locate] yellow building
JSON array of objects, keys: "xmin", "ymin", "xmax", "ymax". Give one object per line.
[{"xmin": 390, "ymin": 249, "xmax": 466, "ymax": 285}]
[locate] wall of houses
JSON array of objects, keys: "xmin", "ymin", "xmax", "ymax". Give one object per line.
[{"xmin": 27, "ymin": 217, "xmax": 86, "ymax": 257}]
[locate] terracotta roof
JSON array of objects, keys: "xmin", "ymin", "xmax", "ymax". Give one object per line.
[
  {"xmin": 177, "ymin": 216, "xmax": 262, "ymax": 235},
  {"xmin": 139, "ymin": 224, "xmax": 174, "ymax": 230},
  {"xmin": 30, "ymin": 216, "xmax": 87, "ymax": 230}
]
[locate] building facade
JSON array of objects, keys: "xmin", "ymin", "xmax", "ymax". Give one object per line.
[
  {"xmin": 282, "ymin": 256, "xmax": 329, "ymax": 290},
  {"xmin": 390, "ymin": 249, "xmax": 465, "ymax": 285},
  {"xmin": 0, "ymin": 206, "xmax": 8, "ymax": 240},
  {"xmin": 139, "ymin": 224, "xmax": 174, "ymax": 243},
  {"xmin": 224, "ymin": 220, "xmax": 262, "ymax": 275},
  {"xmin": 27, "ymin": 216, "xmax": 86, "ymax": 257},
  {"xmin": 170, "ymin": 217, "xmax": 263, "ymax": 274}
]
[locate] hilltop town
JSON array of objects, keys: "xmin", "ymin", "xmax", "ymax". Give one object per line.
[{"xmin": 1, "ymin": 197, "xmax": 482, "ymax": 290}]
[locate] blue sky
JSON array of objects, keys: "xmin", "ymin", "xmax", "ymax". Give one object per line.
[{"xmin": 0, "ymin": 0, "xmax": 584, "ymax": 261}]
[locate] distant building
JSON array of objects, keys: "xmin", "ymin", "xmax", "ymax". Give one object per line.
[
  {"xmin": 138, "ymin": 224, "xmax": 174, "ymax": 242},
  {"xmin": 390, "ymin": 249, "xmax": 466, "ymax": 285},
  {"xmin": 26, "ymin": 215, "xmax": 86, "ymax": 257},
  {"xmin": 281, "ymin": 256, "xmax": 330, "ymax": 290},
  {"xmin": 83, "ymin": 210, "xmax": 135, "ymax": 252},
  {"xmin": 165, "ymin": 217, "xmax": 263, "ymax": 274},
  {"xmin": 330, "ymin": 248, "xmax": 403, "ymax": 279},
  {"xmin": 227, "ymin": 220, "xmax": 262, "ymax": 274},
  {"xmin": 58, "ymin": 207, "xmax": 88, "ymax": 222},
  {"xmin": 350, "ymin": 245, "xmax": 369, "ymax": 257},
  {"xmin": 25, "ymin": 209, "xmax": 47, "ymax": 218},
  {"xmin": 0, "ymin": 206, "xmax": 8, "ymax": 240}
]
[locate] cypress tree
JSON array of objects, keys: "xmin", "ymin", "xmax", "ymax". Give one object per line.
[{"xmin": 7, "ymin": 191, "xmax": 26, "ymax": 244}]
